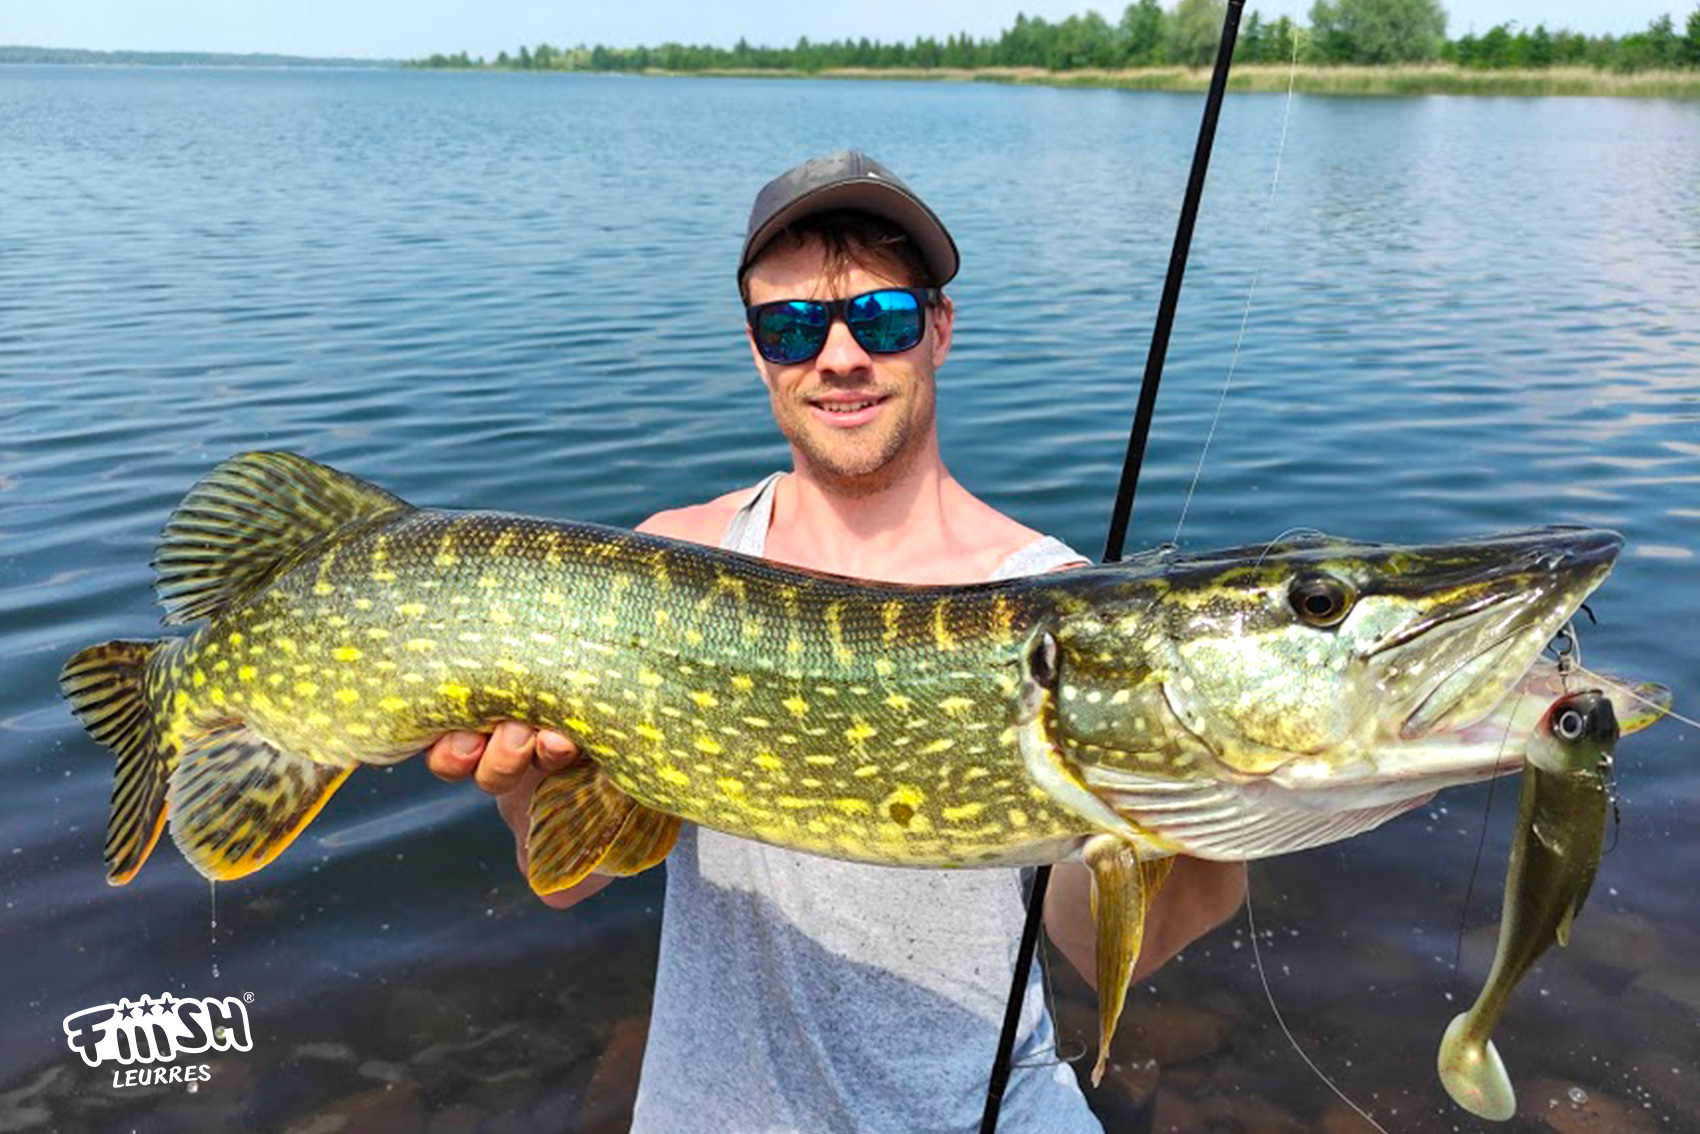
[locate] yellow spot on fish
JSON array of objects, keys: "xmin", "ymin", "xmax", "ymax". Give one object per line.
[
  {"xmin": 942, "ymin": 802, "xmax": 985, "ymax": 822},
  {"xmin": 334, "ymin": 689, "xmax": 359, "ymax": 705},
  {"xmin": 932, "ymin": 600, "xmax": 956, "ymax": 651},
  {"xmin": 741, "ymin": 716, "xmax": 771, "ymax": 729},
  {"xmin": 636, "ymin": 724, "xmax": 665, "ymax": 743},
  {"xmin": 276, "ymin": 637, "xmax": 297, "ymax": 654},
  {"xmin": 874, "ymin": 658, "xmax": 896, "ymax": 677},
  {"xmin": 885, "ymin": 693, "xmax": 913, "ymax": 712},
  {"xmin": 920, "ymin": 738, "xmax": 955, "ymax": 755},
  {"xmin": 228, "ymin": 632, "xmax": 244, "ymax": 646},
  {"xmin": 439, "ymin": 682, "xmax": 470, "ymax": 704},
  {"xmin": 366, "ymin": 627, "xmax": 389, "ymax": 640},
  {"xmin": 658, "ymin": 766, "xmax": 690, "ymax": 787},
  {"xmin": 313, "ymin": 582, "xmax": 334, "ymax": 596},
  {"xmin": 307, "ymin": 711, "xmax": 330, "ymax": 727},
  {"xmin": 853, "ymin": 764, "xmax": 880, "ymax": 777},
  {"xmin": 776, "ymin": 796, "xmax": 815, "ymax": 810},
  {"xmin": 684, "ymin": 628, "xmax": 704, "ymax": 647},
  {"xmin": 690, "ymin": 691, "xmax": 718, "ymax": 709},
  {"xmin": 208, "ymin": 688, "xmax": 227, "ymax": 706},
  {"xmin": 294, "ymin": 680, "xmax": 318, "ymax": 696},
  {"xmin": 694, "ymin": 736, "xmax": 723, "ymax": 755},
  {"xmin": 237, "ymin": 665, "xmax": 256, "ymax": 683},
  {"xmin": 731, "ymin": 675, "xmax": 754, "ymax": 693},
  {"xmin": 638, "ymin": 670, "xmax": 663, "ymax": 687},
  {"xmin": 541, "ymin": 590, "xmax": 564, "ymax": 606},
  {"xmin": 1008, "ymin": 809, "xmax": 1030, "ymax": 828},
  {"xmin": 804, "ymin": 754, "xmax": 837, "ymax": 767},
  {"xmin": 404, "ymin": 638, "xmax": 435, "ymax": 652},
  {"xmin": 783, "ymin": 696, "xmax": 809, "ymax": 717},
  {"xmin": 753, "ymin": 753, "xmax": 783, "ymax": 771},
  {"xmin": 717, "ymin": 777, "xmax": 745, "ymax": 797},
  {"xmin": 372, "ymin": 569, "xmax": 397, "ymax": 583},
  {"xmin": 882, "ymin": 601, "xmax": 902, "ymax": 644},
  {"xmin": 333, "ymin": 646, "xmax": 363, "ymax": 663},
  {"xmin": 380, "ymin": 696, "xmax": 408, "ymax": 712},
  {"xmin": 497, "ymin": 659, "xmax": 528, "ymax": 676},
  {"xmin": 833, "ymin": 798, "xmax": 871, "ymax": 815},
  {"xmin": 844, "ymin": 721, "xmax": 877, "ymax": 745},
  {"xmin": 938, "ymin": 696, "xmax": 973, "ymax": 717},
  {"xmin": 397, "ymin": 602, "xmax": 426, "ymax": 617}
]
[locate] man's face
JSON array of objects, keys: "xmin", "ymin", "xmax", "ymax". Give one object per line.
[{"xmin": 743, "ymin": 236, "xmax": 954, "ymax": 494}]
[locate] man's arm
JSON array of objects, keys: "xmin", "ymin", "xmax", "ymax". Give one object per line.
[{"xmin": 1042, "ymin": 857, "xmax": 1247, "ymax": 988}]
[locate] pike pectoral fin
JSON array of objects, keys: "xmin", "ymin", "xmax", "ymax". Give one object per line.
[
  {"xmin": 528, "ymin": 762, "xmax": 677, "ymax": 893},
  {"xmin": 1083, "ymin": 835, "xmax": 1173, "ymax": 1087},
  {"xmin": 168, "ymin": 724, "xmax": 355, "ymax": 881}
]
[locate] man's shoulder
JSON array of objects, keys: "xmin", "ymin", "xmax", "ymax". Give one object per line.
[{"xmin": 637, "ymin": 483, "xmax": 763, "ymax": 544}]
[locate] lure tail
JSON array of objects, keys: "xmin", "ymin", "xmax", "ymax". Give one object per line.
[
  {"xmin": 1437, "ymin": 1011, "xmax": 1515, "ymax": 1121},
  {"xmin": 60, "ymin": 639, "xmax": 175, "ymax": 884}
]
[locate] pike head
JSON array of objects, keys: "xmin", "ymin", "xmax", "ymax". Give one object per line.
[{"xmin": 1046, "ymin": 526, "xmax": 1647, "ymax": 859}]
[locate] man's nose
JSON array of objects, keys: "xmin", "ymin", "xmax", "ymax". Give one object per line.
[{"xmin": 814, "ymin": 317, "xmax": 873, "ymax": 376}]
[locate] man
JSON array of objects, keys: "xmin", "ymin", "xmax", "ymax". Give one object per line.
[{"xmin": 427, "ymin": 151, "xmax": 1246, "ymax": 1132}]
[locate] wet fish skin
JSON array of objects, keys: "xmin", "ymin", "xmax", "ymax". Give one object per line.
[{"xmin": 1436, "ymin": 689, "xmax": 1618, "ymax": 1122}]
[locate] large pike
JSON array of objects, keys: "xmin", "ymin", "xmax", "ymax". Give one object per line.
[
  {"xmin": 61, "ymin": 453, "xmax": 1665, "ymax": 1078},
  {"xmin": 1437, "ymin": 689, "xmax": 1620, "ymax": 1121}
]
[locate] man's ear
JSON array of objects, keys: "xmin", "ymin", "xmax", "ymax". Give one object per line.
[{"xmin": 929, "ymin": 292, "xmax": 955, "ymax": 369}]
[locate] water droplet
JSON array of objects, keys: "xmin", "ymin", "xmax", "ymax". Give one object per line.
[{"xmin": 1569, "ymin": 1086, "xmax": 1588, "ymax": 1105}]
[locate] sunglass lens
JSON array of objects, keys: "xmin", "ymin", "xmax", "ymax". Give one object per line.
[
  {"xmin": 754, "ymin": 301, "xmax": 830, "ymax": 364},
  {"xmin": 846, "ymin": 290, "xmax": 924, "ymax": 354}
]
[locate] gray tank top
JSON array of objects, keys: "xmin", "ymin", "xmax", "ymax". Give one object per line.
[{"xmin": 630, "ymin": 473, "xmax": 1101, "ymax": 1134}]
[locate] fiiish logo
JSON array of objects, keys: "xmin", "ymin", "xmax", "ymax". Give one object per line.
[{"xmin": 62, "ymin": 992, "xmax": 252, "ymax": 1088}]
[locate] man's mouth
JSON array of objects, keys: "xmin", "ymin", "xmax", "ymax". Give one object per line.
[{"xmin": 808, "ymin": 393, "xmax": 889, "ymax": 426}]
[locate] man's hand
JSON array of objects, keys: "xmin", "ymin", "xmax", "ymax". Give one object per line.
[{"xmin": 425, "ymin": 724, "xmax": 615, "ymax": 909}]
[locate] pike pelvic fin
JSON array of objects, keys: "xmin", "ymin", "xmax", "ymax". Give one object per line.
[
  {"xmin": 153, "ymin": 450, "xmax": 413, "ymax": 625},
  {"xmin": 167, "ymin": 724, "xmax": 355, "ymax": 881},
  {"xmin": 1084, "ymin": 836, "xmax": 1173, "ymax": 1087},
  {"xmin": 60, "ymin": 638, "xmax": 174, "ymax": 885},
  {"xmin": 527, "ymin": 762, "xmax": 679, "ymax": 893}
]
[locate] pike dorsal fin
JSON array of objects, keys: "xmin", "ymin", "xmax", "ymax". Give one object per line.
[
  {"xmin": 153, "ymin": 451, "xmax": 412, "ymax": 625},
  {"xmin": 528, "ymin": 763, "xmax": 680, "ymax": 893}
]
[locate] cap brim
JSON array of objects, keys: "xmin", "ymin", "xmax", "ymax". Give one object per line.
[{"xmin": 741, "ymin": 180, "xmax": 959, "ymax": 287}]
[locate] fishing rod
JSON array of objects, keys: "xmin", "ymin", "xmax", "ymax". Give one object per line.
[{"xmin": 978, "ymin": 3, "xmax": 1248, "ymax": 1129}]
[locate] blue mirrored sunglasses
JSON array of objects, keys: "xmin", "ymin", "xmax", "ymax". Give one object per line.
[{"xmin": 746, "ymin": 288, "xmax": 941, "ymax": 365}]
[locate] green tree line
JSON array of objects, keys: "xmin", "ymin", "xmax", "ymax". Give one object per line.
[{"xmin": 419, "ymin": 2, "xmax": 1700, "ymax": 73}]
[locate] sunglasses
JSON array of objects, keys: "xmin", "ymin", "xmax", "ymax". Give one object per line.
[{"xmin": 746, "ymin": 288, "xmax": 941, "ymax": 365}]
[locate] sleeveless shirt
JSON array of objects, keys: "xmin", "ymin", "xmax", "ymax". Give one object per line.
[{"xmin": 629, "ymin": 473, "xmax": 1101, "ymax": 1134}]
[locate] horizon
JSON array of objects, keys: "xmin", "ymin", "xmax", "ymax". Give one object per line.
[{"xmin": 0, "ymin": 0, "xmax": 1688, "ymax": 63}]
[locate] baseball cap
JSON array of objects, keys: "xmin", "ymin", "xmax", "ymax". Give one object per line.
[{"xmin": 739, "ymin": 151, "xmax": 960, "ymax": 288}]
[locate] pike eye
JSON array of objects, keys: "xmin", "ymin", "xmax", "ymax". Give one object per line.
[
  {"xmin": 1289, "ymin": 575, "xmax": 1353, "ymax": 628},
  {"xmin": 1555, "ymin": 707, "xmax": 1587, "ymax": 741}
]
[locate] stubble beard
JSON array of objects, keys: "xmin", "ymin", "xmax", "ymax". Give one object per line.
[{"xmin": 775, "ymin": 388, "xmax": 929, "ymax": 500}]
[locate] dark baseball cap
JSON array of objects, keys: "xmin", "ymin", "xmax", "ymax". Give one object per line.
[{"xmin": 739, "ymin": 151, "xmax": 960, "ymax": 288}]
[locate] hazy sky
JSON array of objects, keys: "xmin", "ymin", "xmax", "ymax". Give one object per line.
[{"xmin": 0, "ymin": 0, "xmax": 1685, "ymax": 59}]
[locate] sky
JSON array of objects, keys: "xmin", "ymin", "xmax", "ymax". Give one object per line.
[{"xmin": 0, "ymin": 0, "xmax": 1686, "ymax": 60}]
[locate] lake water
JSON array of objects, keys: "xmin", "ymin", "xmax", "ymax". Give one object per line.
[{"xmin": 2, "ymin": 65, "xmax": 1696, "ymax": 1132}]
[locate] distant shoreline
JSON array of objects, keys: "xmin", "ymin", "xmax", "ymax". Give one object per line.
[
  {"xmin": 0, "ymin": 45, "xmax": 392, "ymax": 68},
  {"xmin": 6, "ymin": 48, "xmax": 1697, "ymax": 98},
  {"xmin": 637, "ymin": 63, "xmax": 1700, "ymax": 99}
]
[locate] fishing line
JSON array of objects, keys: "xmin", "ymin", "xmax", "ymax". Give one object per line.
[
  {"xmin": 1570, "ymin": 663, "xmax": 1695, "ymax": 729},
  {"xmin": 1450, "ymin": 692, "xmax": 1526, "ymax": 993},
  {"xmin": 1188, "ymin": 26, "xmax": 1397, "ymax": 1132},
  {"xmin": 1246, "ymin": 889, "xmax": 1393, "ymax": 1134},
  {"xmin": 1173, "ymin": 32, "xmax": 1304, "ymax": 547},
  {"xmin": 980, "ymin": 3, "xmax": 1249, "ymax": 1129}
]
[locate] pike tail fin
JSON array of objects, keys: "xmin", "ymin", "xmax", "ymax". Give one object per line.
[
  {"xmin": 1437, "ymin": 1011, "xmax": 1515, "ymax": 1121},
  {"xmin": 60, "ymin": 639, "xmax": 174, "ymax": 885}
]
